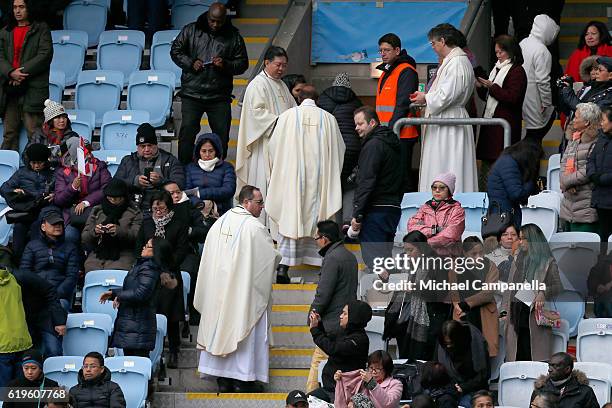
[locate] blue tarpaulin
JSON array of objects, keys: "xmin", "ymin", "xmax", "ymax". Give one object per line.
[{"xmin": 311, "ymin": 1, "xmax": 468, "ymax": 64}]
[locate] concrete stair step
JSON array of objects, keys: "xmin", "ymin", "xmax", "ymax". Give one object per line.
[
  {"xmin": 169, "ymin": 346, "xmax": 314, "ymax": 369},
  {"xmin": 559, "ymin": 17, "xmax": 609, "ymax": 36},
  {"xmin": 234, "ymin": 20, "xmax": 280, "ymax": 37},
  {"xmin": 270, "ymin": 304, "xmax": 310, "ymax": 326},
  {"xmin": 153, "ymin": 392, "xmax": 287, "ymax": 408},
  {"xmin": 271, "ymin": 326, "xmax": 314, "ymax": 348},
  {"xmin": 271, "ymin": 283, "xmax": 317, "ymax": 305}
]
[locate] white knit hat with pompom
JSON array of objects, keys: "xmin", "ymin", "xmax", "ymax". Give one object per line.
[{"xmin": 43, "ymin": 99, "xmax": 66, "ymax": 123}]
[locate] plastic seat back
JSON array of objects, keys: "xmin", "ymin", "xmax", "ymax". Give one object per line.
[
  {"xmin": 150, "ymin": 30, "xmax": 182, "ymax": 87},
  {"xmin": 365, "ymin": 316, "xmax": 385, "ymax": 354},
  {"xmin": 547, "ymin": 154, "xmax": 561, "ymax": 193},
  {"xmin": 550, "ymin": 290, "xmax": 585, "ymax": 337},
  {"xmin": 150, "ymin": 314, "xmax": 167, "ymax": 373},
  {"xmin": 181, "ymin": 271, "xmax": 190, "ymax": 320},
  {"xmin": 51, "ymin": 30, "xmax": 88, "ymax": 86},
  {"xmin": 66, "ymin": 109, "xmax": 96, "ymax": 142},
  {"xmin": 396, "ymin": 192, "xmax": 430, "ymax": 242},
  {"xmin": 552, "ymin": 318, "xmax": 569, "ymax": 354},
  {"xmin": 43, "ymin": 356, "xmax": 84, "ymax": 390},
  {"xmin": 49, "ymin": 70, "xmax": 66, "ymax": 103},
  {"xmin": 82, "ymin": 270, "xmax": 128, "ymax": 322},
  {"xmin": 97, "ymin": 30, "xmax": 145, "ymax": 85},
  {"xmin": 92, "ymin": 150, "xmax": 131, "ymax": 177},
  {"xmin": 498, "ymin": 361, "xmax": 548, "ymax": 407},
  {"xmin": 75, "ymin": 70, "xmax": 124, "ymax": 126},
  {"xmin": 454, "ymin": 192, "xmax": 487, "ymax": 233},
  {"xmin": 171, "ymin": 1, "xmax": 211, "ymax": 29},
  {"xmin": 105, "ymin": 356, "xmax": 151, "ymax": 408},
  {"xmin": 63, "ymin": 313, "xmax": 113, "ymax": 356},
  {"xmin": 63, "ymin": 0, "xmax": 108, "ymax": 47},
  {"xmin": 100, "ymin": 110, "xmax": 149, "ymax": 151},
  {"xmin": 0, "ymin": 150, "xmax": 19, "ymax": 186},
  {"xmin": 573, "ymin": 362, "xmax": 612, "ymax": 406},
  {"xmin": 577, "ymin": 318, "xmax": 612, "ymax": 366},
  {"xmin": 549, "ymin": 232, "xmax": 600, "ymax": 296},
  {"xmin": 127, "ymin": 70, "xmax": 175, "ymax": 127}
]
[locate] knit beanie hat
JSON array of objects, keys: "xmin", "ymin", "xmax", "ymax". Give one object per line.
[
  {"xmin": 103, "ymin": 178, "xmax": 128, "ymax": 198},
  {"xmin": 44, "ymin": 99, "xmax": 66, "ymax": 124},
  {"xmin": 26, "ymin": 143, "xmax": 51, "ymax": 162},
  {"xmin": 432, "ymin": 172, "xmax": 456, "ymax": 195},
  {"xmin": 333, "ymin": 72, "xmax": 351, "ymax": 88},
  {"xmin": 136, "ymin": 123, "xmax": 157, "ymax": 145},
  {"xmin": 21, "ymin": 349, "xmax": 44, "ymax": 368},
  {"xmin": 596, "ymin": 56, "xmax": 612, "ymax": 71}
]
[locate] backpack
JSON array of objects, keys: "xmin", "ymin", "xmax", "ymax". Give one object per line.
[{"xmin": 392, "ymin": 361, "xmax": 423, "ymax": 401}]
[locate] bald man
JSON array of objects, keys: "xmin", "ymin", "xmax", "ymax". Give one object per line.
[{"xmin": 171, "ymin": 2, "xmax": 249, "ymax": 164}]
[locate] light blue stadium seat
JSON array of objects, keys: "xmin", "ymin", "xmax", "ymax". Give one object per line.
[
  {"xmin": 49, "ymin": 70, "xmax": 66, "ymax": 103},
  {"xmin": 454, "ymin": 192, "xmax": 488, "ymax": 233},
  {"xmin": 97, "ymin": 30, "xmax": 145, "ymax": 85},
  {"xmin": 63, "ymin": 0, "xmax": 109, "ymax": 47},
  {"xmin": 75, "ymin": 70, "xmax": 124, "ymax": 127},
  {"xmin": 105, "ymin": 356, "xmax": 151, "ymax": 408},
  {"xmin": 63, "ymin": 312, "xmax": 113, "ymax": 356},
  {"xmin": 181, "ymin": 271, "xmax": 190, "ymax": 320},
  {"xmin": 521, "ymin": 192, "xmax": 561, "ymax": 241},
  {"xmin": 549, "ymin": 232, "xmax": 600, "ymax": 296},
  {"xmin": 150, "ymin": 314, "xmax": 167, "ymax": 373},
  {"xmin": 395, "ymin": 192, "xmax": 430, "ymax": 243},
  {"xmin": 573, "ymin": 362, "xmax": 612, "ymax": 406},
  {"xmin": 552, "ymin": 318, "xmax": 569, "ymax": 354},
  {"xmin": 100, "ymin": 110, "xmax": 150, "ymax": 151},
  {"xmin": 0, "ymin": 200, "xmax": 13, "ymax": 246},
  {"xmin": 577, "ymin": 318, "xmax": 612, "ymax": 366},
  {"xmin": 547, "ymin": 153, "xmax": 561, "ymax": 194},
  {"xmin": 171, "ymin": 0, "xmax": 211, "ymax": 29},
  {"xmin": 498, "ymin": 361, "xmax": 548, "ymax": 407},
  {"xmin": 150, "ymin": 30, "xmax": 182, "ymax": 87},
  {"xmin": 66, "ymin": 109, "xmax": 96, "ymax": 142},
  {"xmin": 127, "ymin": 71, "xmax": 175, "ymax": 127},
  {"xmin": 92, "ymin": 150, "xmax": 131, "ymax": 176},
  {"xmin": 82, "ymin": 270, "xmax": 128, "ymax": 322},
  {"xmin": 51, "ymin": 30, "xmax": 88, "ymax": 86},
  {"xmin": 43, "ymin": 356, "xmax": 84, "ymax": 390},
  {"xmin": 365, "ymin": 316, "xmax": 385, "ymax": 354},
  {"xmin": 0, "ymin": 150, "xmax": 19, "ymax": 185},
  {"xmin": 550, "ymin": 290, "xmax": 585, "ymax": 337}
]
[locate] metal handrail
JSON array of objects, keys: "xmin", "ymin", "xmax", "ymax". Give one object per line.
[{"xmin": 393, "ymin": 117, "xmax": 512, "ymax": 148}]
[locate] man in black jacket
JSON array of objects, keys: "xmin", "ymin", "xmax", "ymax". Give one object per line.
[
  {"xmin": 114, "ymin": 123, "xmax": 185, "ymax": 210},
  {"xmin": 351, "ymin": 106, "xmax": 402, "ymax": 278},
  {"xmin": 4, "ymin": 350, "xmax": 60, "ymax": 408},
  {"xmin": 171, "ymin": 2, "xmax": 248, "ymax": 164},
  {"xmin": 531, "ymin": 352, "xmax": 599, "ymax": 408},
  {"xmin": 69, "ymin": 352, "xmax": 126, "ymax": 408}
]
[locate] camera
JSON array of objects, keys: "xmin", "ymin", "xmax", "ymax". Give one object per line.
[
  {"xmin": 346, "ymin": 166, "xmax": 359, "ymax": 185},
  {"xmin": 556, "ymin": 75, "xmax": 574, "ymax": 88}
]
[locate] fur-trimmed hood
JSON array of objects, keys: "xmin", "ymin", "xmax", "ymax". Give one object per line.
[{"xmin": 534, "ymin": 369, "xmax": 590, "ymax": 389}]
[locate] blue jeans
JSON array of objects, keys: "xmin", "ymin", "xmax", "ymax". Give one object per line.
[
  {"xmin": 0, "ymin": 352, "xmax": 23, "ymax": 388},
  {"xmin": 64, "ymin": 225, "xmax": 81, "ymax": 247},
  {"xmin": 360, "ymin": 207, "xmax": 401, "ymax": 270},
  {"xmin": 40, "ymin": 330, "xmax": 63, "ymax": 358}
]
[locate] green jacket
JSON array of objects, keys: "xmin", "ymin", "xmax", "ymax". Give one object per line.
[
  {"xmin": 0, "ymin": 21, "xmax": 52, "ymax": 113},
  {"xmin": 0, "ymin": 268, "xmax": 32, "ymax": 353}
]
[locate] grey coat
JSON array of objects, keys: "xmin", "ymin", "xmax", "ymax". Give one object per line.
[
  {"xmin": 310, "ymin": 241, "xmax": 358, "ymax": 335},
  {"xmin": 560, "ymin": 125, "xmax": 598, "ymax": 224}
]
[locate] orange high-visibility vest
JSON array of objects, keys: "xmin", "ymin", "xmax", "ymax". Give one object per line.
[{"xmin": 376, "ymin": 62, "xmax": 418, "ymax": 139}]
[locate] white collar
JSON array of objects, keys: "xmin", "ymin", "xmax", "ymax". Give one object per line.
[
  {"xmin": 178, "ymin": 192, "xmax": 189, "ymax": 203},
  {"xmin": 300, "ymin": 98, "xmax": 317, "ymax": 107}
]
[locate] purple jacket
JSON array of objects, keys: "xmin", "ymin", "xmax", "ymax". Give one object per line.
[{"xmin": 53, "ymin": 160, "xmax": 111, "ymax": 224}]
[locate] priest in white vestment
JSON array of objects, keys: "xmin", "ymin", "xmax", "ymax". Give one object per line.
[
  {"xmin": 194, "ymin": 185, "xmax": 281, "ymax": 393},
  {"xmin": 235, "ymin": 46, "xmax": 296, "ymax": 226},
  {"xmin": 266, "ymin": 85, "xmax": 345, "ymax": 283},
  {"xmin": 410, "ymin": 24, "xmax": 478, "ymax": 193}
]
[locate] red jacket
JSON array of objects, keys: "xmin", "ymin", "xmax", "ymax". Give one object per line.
[
  {"xmin": 408, "ymin": 199, "xmax": 465, "ymax": 254},
  {"xmin": 565, "ymin": 44, "xmax": 612, "ymax": 82}
]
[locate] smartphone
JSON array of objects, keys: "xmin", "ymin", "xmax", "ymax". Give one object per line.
[{"xmin": 143, "ymin": 167, "xmax": 153, "ymax": 180}]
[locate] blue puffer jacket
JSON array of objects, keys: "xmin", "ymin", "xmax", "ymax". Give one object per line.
[
  {"xmin": 487, "ymin": 154, "xmax": 537, "ymax": 227},
  {"xmin": 0, "ymin": 162, "xmax": 54, "ymax": 201},
  {"xmin": 19, "ymin": 234, "xmax": 80, "ymax": 300},
  {"xmin": 185, "ymin": 133, "xmax": 236, "ymax": 215},
  {"xmin": 110, "ymin": 257, "xmax": 160, "ymax": 351},
  {"xmin": 587, "ymin": 129, "xmax": 612, "ymax": 210}
]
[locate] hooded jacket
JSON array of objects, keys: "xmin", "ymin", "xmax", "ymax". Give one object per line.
[
  {"xmin": 311, "ymin": 300, "xmax": 372, "ymax": 392},
  {"xmin": 0, "ymin": 267, "xmax": 32, "ymax": 353},
  {"xmin": 185, "ymin": 133, "xmax": 236, "ymax": 215},
  {"xmin": 352, "ymin": 125, "xmax": 402, "ymax": 218},
  {"xmin": 531, "ymin": 370, "xmax": 599, "ymax": 408},
  {"xmin": 69, "ymin": 367, "xmax": 126, "ymax": 408},
  {"xmin": 376, "ymin": 50, "xmax": 419, "ymax": 129},
  {"xmin": 520, "ymin": 14, "xmax": 560, "ymax": 129},
  {"xmin": 5, "ymin": 375, "xmax": 59, "ymax": 408},
  {"xmin": 318, "ymin": 86, "xmax": 363, "ymax": 186},
  {"xmin": 170, "ymin": 11, "xmax": 248, "ymax": 103}
]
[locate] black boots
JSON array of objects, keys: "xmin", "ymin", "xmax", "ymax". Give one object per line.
[
  {"xmin": 276, "ymin": 264, "xmax": 290, "ymax": 284},
  {"xmin": 217, "ymin": 377, "xmax": 235, "ymax": 393},
  {"xmin": 166, "ymin": 351, "xmax": 178, "ymax": 369}
]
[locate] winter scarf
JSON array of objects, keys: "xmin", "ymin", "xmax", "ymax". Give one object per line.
[
  {"xmin": 484, "ymin": 59, "xmax": 513, "ymax": 118},
  {"xmin": 153, "ymin": 211, "xmax": 174, "ymax": 238}
]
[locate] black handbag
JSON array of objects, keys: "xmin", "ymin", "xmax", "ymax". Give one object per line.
[
  {"xmin": 481, "ymin": 201, "xmax": 513, "ymax": 239},
  {"xmin": 69, "ymin": 205, "xmax": 92, "ymax": 229}
]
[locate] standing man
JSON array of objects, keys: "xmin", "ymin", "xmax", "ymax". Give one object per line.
[
  {"xmin": 266, "ymin": 85, "xmax": 345, "ymax": 283},
  {"xmin": 235, "ymin": 46, "xmax": 296, "ymax": 222},
  {"xmin": 306, "ymin": 220, "xmax": 358, "ymax": 393},
  {"xmin": 351, "ymin": 106, "xmax": 402, "ymax": 277},
  {"xmin": 171, "ymin": 2, "xmax": 248, "ymax": 164},
  {"xmin": 194, "ymin": 185, "xmax": 281, "ymax": 393},
  {"xmin": 0, "ymin": 0, "xmax": 52, "ymax": 151},
  {"xmin": 375, "ymin": 33, "xmax": 418, "ymax": 193}
]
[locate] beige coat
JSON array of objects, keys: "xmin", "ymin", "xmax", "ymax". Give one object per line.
[
  {"xmin": 82, "ymin": 204, "xmax": 143, "ymax": 272},
  {"xmin": 501, "ymin": 254, "xmax": 562, "ymax": 362},
  {"xmin": 560, "ymin": 125, "xmax": 599, "ymax": 223}
]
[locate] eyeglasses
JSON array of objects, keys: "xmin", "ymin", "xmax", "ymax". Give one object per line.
[
  {"xmin": 247, "ymin": 199, "xmax": 264, "ymax": 205},
  {"xmin": 378, "ymin": 48, "xmax": 395, "ymax": 54},
  {"xmin": 83, "ymin": 364, "xmax": 100, "ymax": 369},
  {"xmin": 367, "ymin": 366, "xmax": 383, "ymax": 374},
  {"xmin": 314, "ymin": 235, "xmax": 325, "ymax": 241},
  {"xmin": 152, "ymin": 206, "xmax": 168, "ymax": 213},
  {"xmin": 431, "ymin": 184, "xmax": 447, "ymax": 191}
]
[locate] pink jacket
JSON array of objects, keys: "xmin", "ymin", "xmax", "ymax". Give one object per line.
[
  {"xmin": 408, "ymin": 200, "xmax": 465, "ymax": 251},
  {"xmin": 334, "ymin": 370, "xmax": 403, "ymax": 408}
]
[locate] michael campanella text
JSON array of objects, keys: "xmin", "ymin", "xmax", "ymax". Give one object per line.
[{"xmin": 373, "ymin": 279, "xmax": 547, "ymax": 293}]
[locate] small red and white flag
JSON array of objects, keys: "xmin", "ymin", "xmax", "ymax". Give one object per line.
[{"xmin": 76, "ymin": 136, "xmax": 93, "ymax": 176}]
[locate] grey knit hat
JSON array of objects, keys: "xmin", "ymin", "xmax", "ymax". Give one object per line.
[
  {"xmin": 332, "ymin": 72, "xmax": 351, "ymax": 88},
  {"xmin": 44, "ymin": 99, "xmax": 66, "ymax": 123}
]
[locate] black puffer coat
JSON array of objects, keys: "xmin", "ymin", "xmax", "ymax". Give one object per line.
[
  {"xmin": 170, "ymin": 11, "xmax": 248, "ymax": 103},
  {"xmin": 318, "ymin": 86, "xmax": 363, "ymax": 187},
  {"xmin": 5, "ymin": 375, "xmax": 59, "ymax": 408},
  {"xmin": 69, "ymin": 367, "xmax": 126, "ymax": 408},
  {"xmin": 587, "ymin": 129, "xmax": 612, "ymax": 209},
  {"xmin": 110, "ymin": 257, "xmax": 160, "ymax": 351}
]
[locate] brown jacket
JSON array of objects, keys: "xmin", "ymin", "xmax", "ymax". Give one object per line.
[{"xmin": 449, "ymin": 260, "xmax": 499, "ymax": 357}]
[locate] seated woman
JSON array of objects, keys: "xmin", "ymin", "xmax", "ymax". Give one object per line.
[
  {"xmin": 185, "ymin": 133, "xmax": 236, "ymax": 216},
  {"xmin": 137, "ymin": 190, "xmax": 190, "ymax": 369},
  {"xmin": 82, "ymin": 178, "xmax": 143, "ymax": 273},
  {"xmin": 449, "ymin": 237, "xmax": 499, "ymax": 358},
  {"xmin": 384, "ymin": 231, "xmax": 450, "ymax": 361},
  {"xmin": 54, "ymin": 137, "xmax": 111, "ymax": 245},
  {"xmin": 0, "ymin": 143, "xmax": 55, "ymax": 260},
  {"xmin": 485, "ymin": 224, "xmax": 519, "ymax": 282},
  {"xmin": 500, "ymin": 223, "xmax": 562, "ymax": 362},
  {"xmin": 100, "ymin": 237, "xmax": 172, "ymax": 357},
  {"xmin": 28, "ymin": 99, "xmax": 79, "ymax": 167},
  {"xmin": 408, "ymin": 172, "xmax": 465, "ymax": 256},
  {"xmin": 419, "ymin": 361, "xmax": 459, "ymax": 408},
  {"xmin": 560, "ymin": 102, "xmax": 601, "ymax": 233},
  {"xmin": 333, "ymin": 350, "xmax": 403, "ymax": 408}
]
